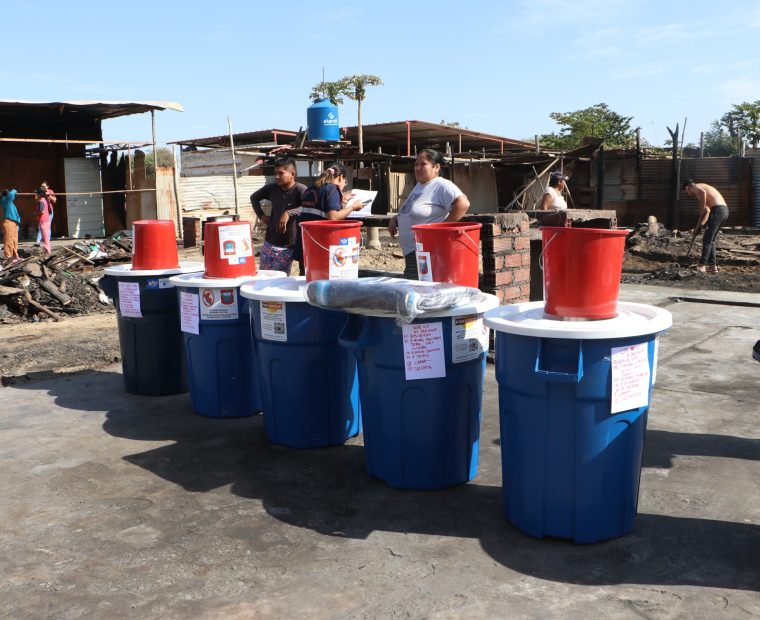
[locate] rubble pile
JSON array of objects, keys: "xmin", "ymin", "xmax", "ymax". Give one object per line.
[{"xmin": 0, "ymin": 236, "xmax": 132, "ymax": 324}]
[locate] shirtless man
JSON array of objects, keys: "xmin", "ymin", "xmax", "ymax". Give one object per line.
[{"xmin": 682, "ymin": 179, "xmax": 729, "ymax": 273}]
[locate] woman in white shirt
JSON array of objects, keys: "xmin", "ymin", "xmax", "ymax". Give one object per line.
[
  {"xmin": 388, "ymin": 149, "xmax": 470, "ymax": 279},
  {"xmin": 541, "ymin": 171, "xmax": 569, "ymax": 210}
]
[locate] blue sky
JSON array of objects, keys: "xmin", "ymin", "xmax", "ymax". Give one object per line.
[{"xmin": 5, "ymin": 0, "xmax": 759, "ymax": 148}]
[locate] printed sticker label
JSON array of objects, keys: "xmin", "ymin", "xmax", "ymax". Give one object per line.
[
  {"xmin": 179, "ymin": 290, "xmax": 200, "ymax": 334},
  {"xmin": 416, "ymin": 251, "xmax": 433, "ymax": 281},
  {"xmin": 402, "ymin": 322, "xmax": 446, "ymax": 380},
  {"xmin": 118, "ymin": 281, "xmax": 141, "ymax": 318},
  {"xmin": 611, "ymin": 343, "xmax": 651, "ymax": 414},
  {"xmin": 452, "ymin": 314, "xmax": 489, "ymax": 363},
  {"xmin": 145, "ymin": 278, "xmax": 172, "ymax": 290},
  {"xmin": 217, "ymin": 224, "xmax": 253, "ymax": 260},
  {"xmin": 199, "ymin": 288, "xmax": 239, "ymax": 320},
  {"xmin": 328, "ymin": 243, "xmax": 360, "ymax": 280},
  {"xmin": 260, "ymin": 301, "xmax": 287, "ymax": 341}
]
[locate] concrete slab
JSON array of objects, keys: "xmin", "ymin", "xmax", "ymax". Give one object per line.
[{"xmin": 1, "ymin": 284, "xmax": 759, "ymax": 618}]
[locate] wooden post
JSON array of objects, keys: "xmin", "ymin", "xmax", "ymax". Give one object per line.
[
  {"xmin": 666, "ymin": 123, "xmax": 680, "ymax": 230},
  {"xmin": 151, "ymin": 110, "xmax": 158, "ymax": 221},
  {"xmin": 406, "ymin": 121, "xmax": 411, "ymax": 157},
  {"xmin": 700, "ymin": 132, "xmax": 704, "ymax": 157},
  {"xmin": 535, "ymin": 134, "xmax": 540, "ymax": 154},
  {"xmin": 228, "ymin": 115, "xmax": 240, "ymax": 216}
]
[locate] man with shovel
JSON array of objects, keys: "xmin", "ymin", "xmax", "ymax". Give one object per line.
[{"xmin": 682, "ymin": 179, "xmax": 729, "ymax": 273}]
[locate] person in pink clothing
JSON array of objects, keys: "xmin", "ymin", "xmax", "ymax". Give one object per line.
[{"xmin": 35, "ymin": 187, "xmax": 52, "ymax": 254}]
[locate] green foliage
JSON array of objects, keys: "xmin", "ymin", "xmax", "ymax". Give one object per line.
[
  {"xmin": 309, "ymin": 79, "xmax": 351, "ymax": 105},
  {"xmin": 719, "ymin": 100, "xmax": 760, "ymax": 148},
  {"xmin": 140, "ymin": 147, "xmax": 174, "ymax": 178},
  {"xmin": 343, "ymin": 74, "xmax": 383, "ymax": 102},
  {"xmin": 540, "ymin": 103, "xmax": 636, "ymax": 150},
  {"xmin": 702, "ymin": 120, "xmax": 739, "ymax": 156}
]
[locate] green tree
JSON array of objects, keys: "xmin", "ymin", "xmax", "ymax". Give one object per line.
[
  {"xmin": 343, "ymin": 74, "xmax": 383, "ymax": 153},
  {"xmin": 720, "ymin": 100, "xmax": 760, "ymax": 149},
  {"xmin": 138, "ymin": 147, "xmax": 174, "ymax": 178},
  {"xmin": 540, "ymin": 103, "xmax": 636, "ymax": 150},
  {"xmin": 309, "ymin": 78, "xmax": 351, "ymax": 105},
  {"xmin": 702, "ymin": 120, "xmax": 738, "ymax": 156}
]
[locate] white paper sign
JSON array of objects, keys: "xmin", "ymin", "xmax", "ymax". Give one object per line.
[
  {"xmin": 416, "ymin": 251, "xmax": 433, "ymax": 281},
  {"xmin": 217, "ymin": 224, "xmax": 253, "ymax": 260},
  {"xmin": 260, "ymin": 301, "xmax": 287, "ymax": 341},
  {"xmin": 179, "ymin": 290, "xmax": 200, "ymax": 334},
  {"xmin": 402, "ymin": 322, "xmax": 446, "ymax": 380},
  {"xmin": 346, "ymin": 189, "xmax": 378, "ymax": 218},
  {"xmin": 652, "ymin": 336, "xmax": 659, "ymax": 385},
  {"xmin": 118, "ymin": 281, "xmax": 142, "ymax": 318},
  {"xmin": 328, "ymin": 243, "xmax": 360, "ymax": 280},
  {"xmin": 452, "ymin": 314, "xmax": 489, "ymax": 363},
  {"xmin": 199, "ymin": 288, "xmax": 239, "ymax": 320},
  {"xmin": 611, "ymin": 343, "xmax": 651, "ymax": 414}
]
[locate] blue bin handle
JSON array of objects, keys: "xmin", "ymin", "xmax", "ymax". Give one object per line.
[
  {"xmin": 533, "ymin": 338, "xmax": 584, "ymax": 383},
  {"xmin": 338, "ymin": 314, "xmax": 379, "ymax": 351}
]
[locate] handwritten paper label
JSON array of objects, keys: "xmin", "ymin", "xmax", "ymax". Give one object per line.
[
  {"xmin": 199, "ymin": 288, "xmax": 239, "ymax": 320},
  {"xmin": 611, "ymin": 343, "xmax": 651, "ymax": 414},
  {"xmin": 402, "ymin": 322, "xmax": 446, "ymax": 380},
  {"xmin": 179, "ymin": 291, "xmax": 200, "ymax": 334},
  {"xmin": 652, "ymin": 336, "xmax": 659, "ymax": 385},
  {"xmin": 416, "ymin": 251, "xmax": 433, "ymax": 282},
  {"xmin": 118, "ymin": 281, "xmax": 142, "ymax": 318},
  {"xmin": 217, "ymin": 224, "xmax": 253, "ymax": 260},
  {"xmin": 260, "ymin": 301, "xmax": 287, "ymax": 341},
  {"xmin": 328, "ymin": 244, "xmax": 360, "ymax": 280},
  {"xmin": 452, "ymin": 314, "xmax": 489, "ymax": 363}
]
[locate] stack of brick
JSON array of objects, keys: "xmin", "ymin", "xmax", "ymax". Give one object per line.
[
  {"xmin": 471, "ymin": 213, "xmax": 531, "ymax": 305},
  {"xmin": 183, "ymin": 217, "xmax": 201, "ymax": 248}
]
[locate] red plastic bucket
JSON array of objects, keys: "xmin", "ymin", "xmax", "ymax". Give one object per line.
[
  {"xmin": 131, "ymin": 220, "xmax": 179, "ymax": 270},
  {"xmin": 411, "ymin": 222, "xmax": 482, "ymax": 287},
  {"xmin": 541, "ymin": 227, "xmax": 629, "ymax": 319},
  {"xmin": 300, "ymin": 220, "xmax": 363, "ymax": 282},
  {"xmin": 203, "ymin": 221, "xmax": 256, "ymax": 278}
]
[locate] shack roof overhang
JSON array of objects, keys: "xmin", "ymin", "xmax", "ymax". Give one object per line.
[
  {"xmin": 343, "ymin": 120, "xmax": 534, "ymax": 154},
  {"xmin": 171, "ymin": 121, "xmax": 533, "ymax": 154},
  {"xmin": 0, "ymin": 100, "xmax": 183, "ymax": 121}
]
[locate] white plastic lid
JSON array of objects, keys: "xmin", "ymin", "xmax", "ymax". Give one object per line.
[
  {"xmin": 103, "ymin": 261, "xmax": 204, "ymax": 277},
  {"xmin": 168, "ymin": 270, "xmax": 286, "ymax": 289},
  {"xmin": 483, "ymin": 301, "xmax": 672, "ymax": 339},
  {"xmin": 240, "ymin": 276, "xmax": 308, "ymax": 303}
]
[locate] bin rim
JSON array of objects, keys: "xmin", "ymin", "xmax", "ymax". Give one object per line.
[
  {"xmin": 168, "ymin": 270, "xmax": 286, "ymax": 289},
  {"xmin": 540, "ymin": 226, "xmax": 631, "ymax": 235},
  {"xmin": 240, "ymin": 276, "xmax": 308, "ymax": 303},
  {"xmin": 103, "ymin": 261, "xmax": 204, "ymax": 277},
  {"xmin": 483, "ymin": 301, "xmax": 672, "ymax": 339}
]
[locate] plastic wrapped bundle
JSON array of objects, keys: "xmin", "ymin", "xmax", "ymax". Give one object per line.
[{"xmin": 305, "ymin": 277, "xmax": 484, "ymax": 324}]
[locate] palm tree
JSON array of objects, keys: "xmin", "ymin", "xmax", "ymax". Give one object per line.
[{"xmin": 344, "ymin": 74, "xmax": 383, "ymax": 153}]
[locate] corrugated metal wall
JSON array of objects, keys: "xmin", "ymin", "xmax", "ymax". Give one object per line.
[
  {"xmin": 750, "ymin": 150, "xmax": 760, "ymax": 226},
  {"xmin": 178, "ymin": 175, "xmax": 269, "ymax": 223},
  {"xmin": 610, "ymin": 156, "xmax": 751, "ymax": 227},
  {"xmin": 63, "ymin": 158, "xmax": 104, "ymax": 238}
]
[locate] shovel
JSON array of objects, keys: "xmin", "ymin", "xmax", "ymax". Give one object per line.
[{"xmin": 683, "ymin": 228, "xmax": 699, "ymax": 261}]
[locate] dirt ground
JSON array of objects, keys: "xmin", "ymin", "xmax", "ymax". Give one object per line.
[{"xmin": 1, "ymin": 228, "xmax": 757, "ymax": 383}]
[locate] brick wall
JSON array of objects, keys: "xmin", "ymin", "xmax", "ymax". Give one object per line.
[{"xmin": 465, "ymin": 213, "xmax": 531, "ymax": 305}]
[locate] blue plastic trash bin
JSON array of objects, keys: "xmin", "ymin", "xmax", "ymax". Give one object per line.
[
  {"xmin": 103, "ymin": 262, "xmax": 203, "ymax": 396},
  {"xmin": 240, "ymin": 277, "xmax": 361, "ymax": 448},
  {"xmin": 169, "ymin": 271, "xmax": 285, "ymax": 418},
  {"xmin": 339, "ymin": 293, "xmax": 499, "ymax": 490},
  {"xmin": 484, "ymin": 301, "xmax": 672, "ymax": 543}
]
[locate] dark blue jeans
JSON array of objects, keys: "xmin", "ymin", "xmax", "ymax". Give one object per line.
[{"xmin": 700, "ymin": 204, "xmax": 729, "ymax": 265}]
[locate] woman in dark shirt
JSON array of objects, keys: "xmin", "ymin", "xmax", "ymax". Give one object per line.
[{"xmin": 293, "ymin": 162, "xmax": 363, "ymax": 274}]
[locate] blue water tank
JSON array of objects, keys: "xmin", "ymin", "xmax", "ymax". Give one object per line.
[{"xmin": 307, "ymin": 98, "xmax": 340, "ymax": 141}]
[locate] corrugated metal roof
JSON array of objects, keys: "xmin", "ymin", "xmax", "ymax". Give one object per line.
[
  {"xmin": 171, "ymin": 129, "xmax": 298, "ymax": 148},
  {"xmin": 171, "ymin": 120, "xmax": 533, "ymax": 154},
  {"xmin": 0, "ymin": 100, "xmax": 183, "ymax": 120}
]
